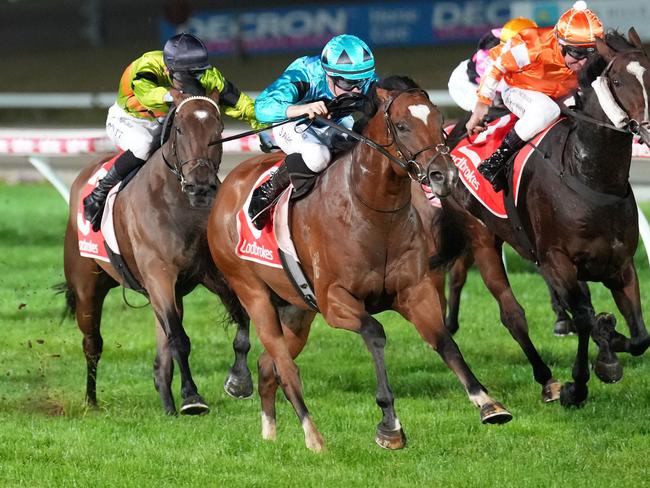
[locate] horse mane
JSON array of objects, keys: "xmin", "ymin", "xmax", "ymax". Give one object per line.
[
  {"xmin": 578, "ymin": 30, "xmax": 636, "ymax": 88},
  {"xmin": 365, "ymin": 75, "xmax": 421, "ymax": 120}
]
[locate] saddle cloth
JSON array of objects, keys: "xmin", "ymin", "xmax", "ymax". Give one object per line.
[
  {"xmin": 449, "ymin": 114, "xmax": 561, "ymax": 218},
  {"xmin": 77, "ymin": 154, "xmax": 123, "ymax": 262},
  {"xmin": 235, "ymin": 161, "xmax": 300, "ymax": 268}
]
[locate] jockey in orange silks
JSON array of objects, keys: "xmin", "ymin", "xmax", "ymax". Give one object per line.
[
  {"xmin": 447, "ymin": 17, "xmax": 538, "ymax": 112},
  {"xmin": 466, "ymin": 1, "xmax": 604, "ymax": 192}
]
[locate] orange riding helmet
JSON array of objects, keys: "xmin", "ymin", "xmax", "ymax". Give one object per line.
[
  {"xmin": 555, "ymin": 0, "xmax": 604, "ymax": 47},
  {"xmin": 500, "ymin": 17, "xmax": 538, "ymax": 44}
]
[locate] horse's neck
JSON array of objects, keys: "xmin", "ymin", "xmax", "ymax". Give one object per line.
[
  {"xmin": 569, "ymin": 92, "xmax": 633, "ymax": 193},
  {"xmin": 349, "ymin": 142, "xmax": 411, "ymax": 212}
]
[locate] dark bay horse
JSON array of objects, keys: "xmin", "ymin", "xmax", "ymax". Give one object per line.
[
  {"xmin": 207, "ymin": 76, "xmax": 512, "ymax": 452},
  {"xmin": 63, "ymin": 90, "xmax": 253, "ymax": 415},
  {"xmin": 436, "ymin": 29, "xmax": 650, "ymax": 407}
]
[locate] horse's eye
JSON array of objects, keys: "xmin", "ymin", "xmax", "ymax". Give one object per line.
[
  {"xmin": 612, "ymin": 78, "xmax": 621, "ymax": 87},
  {"xmin": 396, "ymin": 122, "xmax": 408, "ymax": 132}
]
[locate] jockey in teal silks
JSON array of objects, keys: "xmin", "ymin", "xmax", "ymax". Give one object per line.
[
  {"xmin": 248, "ymin": 34, "xmax": 379, "ymax": 230},
  {"xmin": 83, "ymin": 32, "xmax": 263, "ymax": 232}
]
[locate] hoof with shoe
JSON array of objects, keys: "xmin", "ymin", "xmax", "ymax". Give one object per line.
[
  {"xmin": 224, "ymin": 370, "xmax": 254, "ymax": 399},
  {"xmin": 375, "ymin": 425, "xmax": 407, "ymax": 450},
  {"xmin": 559, "ymin": 382, "xmax": 587, "ymax": 408},
  {"xmin": 179, "ymin": 395, "xmax": 210, "ymax": 415},
  {"xmin": 541, "ymin": 379, "xmax": 561, "ymax": 403},
  {"xmin": 553, "ymin": 319, "xmax": 576, "ymax": 336},
  {"xmin": 594, "ymin": 356, "xmax": 623, "ymax": 384},
  {"xmin": 480, "ymin": 402, "xmax": 513, "ymax": 424}
]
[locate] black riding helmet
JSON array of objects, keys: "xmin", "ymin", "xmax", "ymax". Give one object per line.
[{"xmin": 163, "ymin": 32, "xmax": 210, "ymax": 72}]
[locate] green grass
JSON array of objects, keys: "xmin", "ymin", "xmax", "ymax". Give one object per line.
[{"xmin": 1, "ymin": 183, "xmax": 650, "ymax": 487}]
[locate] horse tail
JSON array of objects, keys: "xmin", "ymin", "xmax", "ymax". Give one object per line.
[
  {"xmin": 52, "ymin": 282, "xmax": 76, "ymax": 322},
  {"xmin": 427, "ymin": 207, "xmax": 468, "ymax": 270}
]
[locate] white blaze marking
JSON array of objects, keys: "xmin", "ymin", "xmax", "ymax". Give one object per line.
[
  {"xmin": 193, "ymin": 110, "xmax": 209, "ymax": 121},
  {"xmin": 408, "ymin": 104, "xmax": 430, "ymax": 125},
  {"xmin": 627, "ymin": 61, "xmax": 649, "ymax": 121}
]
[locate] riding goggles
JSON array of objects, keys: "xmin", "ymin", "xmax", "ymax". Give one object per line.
[
  {"xmin": 561, "ymin": 44, "xmax": 595, "ymax": 60},
  {"xmin": 332, "ymin": 76, "xmax": 369, "ymax": 92}
]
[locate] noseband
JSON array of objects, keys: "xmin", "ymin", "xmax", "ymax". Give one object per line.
[{"xmin": 161, "ymin": 96, "xmax": 223, "ymax": 192}]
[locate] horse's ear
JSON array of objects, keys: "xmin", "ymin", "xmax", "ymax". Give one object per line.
[
  {"xmin": 628, "ymin": 27, "xmax": 644, "ymax": 51},
  {"xmin": 170, "ymin": 87, "xmax": 186, "ymax": 106},
  {"xmin": 375, "ymin": 87, "xmax": 390, "ymax": 104},
  {"xmin": 208, "ymin": 88, "xmax": 220, "ymax": 105},
  {"xmin": 596, "ymin": 37, "xmax": 614, "ymax": 62}
]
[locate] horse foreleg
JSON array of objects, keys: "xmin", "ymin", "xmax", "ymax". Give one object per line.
[
  {"xmin": 223, "ymin": 317, "xmax": 254, "ymax": 399},
  {"xmin": 153, "ymin": 319, "xmax": 176, "ymax": 415},
  {"xmin": 472, "ymin": 244, "xmax": 560, "ymax": 402},
  {"xmin": 394, "ymin": 280, "xmax": 512, "ymax": 425},
  {"xmin": 321, "ymin": 287, "xmax": 406, "ymax": 449},
  {"xmin": 359, "ymin": 315, "xmax": 408, "ymax": 448},
  {"xmin": 147, "ymin": 278, "xmax": 208, "ymax": 416},
  {"xmin": 603, "ymin": 262, "xmax": 650, "ymax": 357},
  {"xmin": 445, "ymin": 251, "xmax": 473, "ymax": 335},
  {"xmin": 203, "ymin": 273, "xmax": 254, "ymax": 399},
  {"xmin": 541, "ymin": 258, "xmax": 595, "ymax": 407}
]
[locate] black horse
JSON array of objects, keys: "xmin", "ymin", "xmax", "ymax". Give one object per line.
[{"xmin": 435, "ymin": 29, "xmax": 650, "ymax": 407}]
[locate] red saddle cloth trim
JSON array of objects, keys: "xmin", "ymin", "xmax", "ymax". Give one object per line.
[
  {"xmin": 450, "ymin": 116, "xmax": 562, "ymax": 218},
  {"xmin": 235, "ymin": 159, "xmax": 285, "ymax": 268},
  {"xmin": 76, "ymin": 153, "xmax": 121, "ymax": 262}
]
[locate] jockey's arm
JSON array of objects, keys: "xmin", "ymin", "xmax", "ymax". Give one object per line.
[
  {"xmin": 132, "ymin": 74, "xmax": 172, "ymax": 114},
  {"xmin": 201, "ymin": 69, "xmax": 265, "ymax": 129}
]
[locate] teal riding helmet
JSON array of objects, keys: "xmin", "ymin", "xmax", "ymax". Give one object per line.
[{"xmin": 320, "ymin": 34, "xmax": 375, "ymax": 81}]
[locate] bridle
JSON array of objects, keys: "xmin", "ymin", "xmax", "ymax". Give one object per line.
[
  {"xmin": 160, "ymin": 95, "xmax": 223, "ymax": 192},
  {"xmin": 563, "ymin": 49, "xmax": 650, "ymax": 137},
  {"xmin": 314, "ymin": 88, "xmax": 451, "ymax": 185}
]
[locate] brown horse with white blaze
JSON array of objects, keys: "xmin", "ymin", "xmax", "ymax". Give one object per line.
[
  {"xmin": 63, "ymin": 90, "xmax": 253, "ymax": 415},
  {"xmin": 207, "ymin": 76, "xmax": 512, "ymax": 452}
]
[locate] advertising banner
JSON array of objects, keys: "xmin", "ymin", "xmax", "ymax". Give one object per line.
[{"xmin": 160, "ymin": 1, "xmax": 512, "ymax": 56}]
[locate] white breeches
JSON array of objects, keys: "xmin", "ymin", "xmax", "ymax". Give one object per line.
[
  {"xmin": 105, "ymin": 103, "xmax": 163, "ymax": 160},
  {"xmin": 501, "ymin": 86, "xmax": 561, "ymax": 141},
  {"xmin": 272, "ymin": 120, "xmax": 332, "ymax": 172},
  {"xmin": 448, "ymin": 60, "xmax": 479, "ymax": 112}
]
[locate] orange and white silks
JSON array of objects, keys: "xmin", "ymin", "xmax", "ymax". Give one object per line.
[{"xmin": 477, "ymin": 27, "xmax": 578, "ymax": 106}]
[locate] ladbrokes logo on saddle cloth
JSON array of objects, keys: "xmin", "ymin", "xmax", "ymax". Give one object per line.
[{"xmin": 448, "ymin": 114, "xmax": 559, "ymax": 218}]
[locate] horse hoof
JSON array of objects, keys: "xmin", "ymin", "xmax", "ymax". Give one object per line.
[
  {"xmin": 480, "ymin": 402, "xmax": 513, "ymax": 425},
  {"xmin": 594, "ymin": 358, "xmax": 623, "ymax": 384},
  {"xmin": 179, "ymin": 395, "xmax": 210, "ymax": 416},
  {"xmin": 559, "ymin": 382, "xmax": 588, "ymax": 408},
  {"xmin": 553, "ymin": 320, "xmax": 576, "ymax": 336},
  {"xmin": 541, "ymin": 379, "xmax": 561, "ymax": 403},
  {"xmin": 375, "ymin": 425, "xmax": 407, "ymax": 450},
  {"xmin": 224, "ymin": 371, "xmax": 254, "ymax": 399}
]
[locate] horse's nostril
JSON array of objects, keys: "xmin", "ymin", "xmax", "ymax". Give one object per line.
[
  {"xmin": 429, "ymin": 171, "xmax": 445, "ymax": 184},
  {"xmin": 185, "ymin": 185, "xmax": 196, "ymax": 195},
  {"xmin": 209, "ymin": 184, "xmax": 218, "ymax": 192}
]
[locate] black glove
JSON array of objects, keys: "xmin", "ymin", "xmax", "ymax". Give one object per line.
[{"xmin": 171, "ymin": 71, "xmax": 205, "ymax": 96}]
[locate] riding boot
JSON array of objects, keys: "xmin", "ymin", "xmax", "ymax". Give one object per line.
[
  {"xmin": 83, "ymin": 150, "xmax": 145, "ymax": 231},
  {"xmin": 284, "ymin": 153, "xmax": 318, "ymax": 200},
  {"xmin": 248, "ymin": 160, "xmax": 291, "ymax": 230},
  {"xmin": 477, "ymin": 129, "xmax": 526, "ymax": 192}
]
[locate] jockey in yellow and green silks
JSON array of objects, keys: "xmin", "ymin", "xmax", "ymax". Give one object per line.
[{"xmin": 83, "ymin": 32, "xmax": 264, "ymax": 232}]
